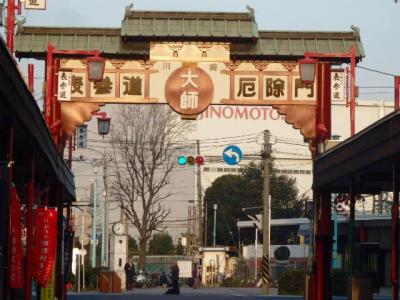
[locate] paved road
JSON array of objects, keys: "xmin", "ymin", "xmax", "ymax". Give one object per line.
[{"xmin": 65, "ymin": 287, "xmax": 391, "ymax": 300}]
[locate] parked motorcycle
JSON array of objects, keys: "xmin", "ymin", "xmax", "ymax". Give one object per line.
[
  {"xmin": 133, "ymin": 270, "xmax": 148, "ymax": 288},
  {"xmin": 133, "ymin": 270, "xmax": 157, "ymax": 288}
]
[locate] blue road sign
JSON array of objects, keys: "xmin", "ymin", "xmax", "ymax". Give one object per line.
[{"xmin": 222, "ymin": 145, "xmax": 243, "ymax": 165}]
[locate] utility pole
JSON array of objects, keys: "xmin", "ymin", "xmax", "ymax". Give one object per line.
[
  {"xmin": 196, "ymin": 140, "xmax": 203, "ymax": 247},
  {"xmin": 262, "ymin": 130, "xmax": 271, "ymax": 294},
  {"xmin": 187, "ymin": 205, "xmax": 192, "ymax": 256},
  {"xmin": 91, "ymin": 180, "xmax": 97, "ymax": 268}
]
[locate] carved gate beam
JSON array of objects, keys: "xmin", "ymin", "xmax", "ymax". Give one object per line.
[
  {"xmin": 272, "ymin": 103, "xmax": 317, "ymax": 154},
  {"xmin": 61, "ymin": 102, "xmax": 104, "ymax": 140}
]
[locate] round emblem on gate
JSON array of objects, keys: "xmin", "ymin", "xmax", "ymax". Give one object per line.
[{"xmin": 165, "ymin": 65, "xmax": 214, "ymax": 116}]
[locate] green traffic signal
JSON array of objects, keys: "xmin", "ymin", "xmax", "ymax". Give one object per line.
[
  {"xmin": 178, "ymin": 156, "xmax": 187, "ymax": 165},
  {"xmin": 177, "ymin": 155, "xmax": 205, "ymax": 165}
]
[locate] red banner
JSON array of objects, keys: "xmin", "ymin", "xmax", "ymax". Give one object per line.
[
  {"xmin": 9, "ymin": 187, "xmax": 24, "ymax": 288},
  {"xmin": 32, "ymin": 207, "xmax": 58, "ymax": 287}
]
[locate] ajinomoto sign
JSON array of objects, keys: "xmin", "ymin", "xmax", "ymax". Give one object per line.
[{"xmin": 58, "ymin": 43, "xmax": 317, "ymax": 117}]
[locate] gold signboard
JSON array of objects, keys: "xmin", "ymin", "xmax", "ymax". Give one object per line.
[
  {"xmin": 60, "ymin": 60, "xmax": 316, "ymax": 105},
  {"xmin": 58, "ymin": 43, "xmax": 318, "ymax": 119}
]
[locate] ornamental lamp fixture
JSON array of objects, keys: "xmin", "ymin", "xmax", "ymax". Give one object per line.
[
  {"xmin": 97, "ymin": 117, "xmax": 111, "ymax": 136},
  {"xmin": 87, "ymin": 56, "xmax": 106, "ymax": 82},
  {"xmin": 299, "ymin": 57, "xmax": 318, "ymax": 84}
]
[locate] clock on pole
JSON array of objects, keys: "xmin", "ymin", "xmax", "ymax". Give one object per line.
[{"xmin": 112, "ymin": 222, "xmax": 126, "ymax": 235}]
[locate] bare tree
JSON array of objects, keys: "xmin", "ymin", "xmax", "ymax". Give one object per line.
[{"xmin": 109, "ymin": 105, "xmax": 192, "ymax": 269}]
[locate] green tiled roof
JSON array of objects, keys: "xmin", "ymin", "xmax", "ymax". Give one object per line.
[
  {"xmin": 14, "ymin": 9, "xmax": 365, "ymax": 61},
  {"xmin": 121, "ymin": 10, "xmax": 259, "ymax": 40},
  {"xmin": 231, "ymin": 31, "xmax": 365, "ymax": 60},
  {"xmin": 15, "ymin": 27, "xmax": 149, "ymax": 58}
]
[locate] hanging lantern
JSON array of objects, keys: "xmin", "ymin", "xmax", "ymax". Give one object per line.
[
  {"xmin": 298, "ymin": 57, "xmax": 318, "ymax": 83},
  {"xmin": 97, "ymin": 117, "xmax": 111, "ymax": 136},
  {"xmin": 87, "ymin": 57, "xmax": 106, "ymax": 82}
]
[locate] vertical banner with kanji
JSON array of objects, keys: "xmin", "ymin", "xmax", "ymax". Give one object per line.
[
  {"xmin": 32, "ymin": 207, "xmax": 58, "ymax": 287},
  {"xmin": 40, "ymin": 263, "xmax": 56, "ymax": 300},
  {"xmin": 57, "ymin": 71, "xmax": 72, "ymax": 101},
  {"xmin": 9, "ymin": 187, "xmax": 24, "ymax": 288},
  {"xmin": 63, "ymin": 229, "xmax": 75, "ymax": 283},
  {"xmin": 330, "ymin": 70, "xmax": 345, "ymax": 102}
]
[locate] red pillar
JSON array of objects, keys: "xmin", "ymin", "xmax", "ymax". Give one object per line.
[
  {"xmin": 348, "ymin": 178, "xmax": 356, "ymax": 275},
  {"xmin": 395, "ymin": 76, "xmax": 400, "ymax": 110},
  {"xmin": 54, "ymin": 58, "xmax": 62, "ymax": 147},
  {"xmin": 68, "ymin": 135, "xmax": 73, "ymax": 169},
  {"xmin": 45, "ymin": 43, "xmax": 55, "ymax": 127},
  {"xmin": 6, "ymin": 0, "xmax": 16, "ymax": 52},
  {"xmin": 315, "ymin": 63, "xmax": 332, "ymax": 140},
  {"xmin": 350, "ymin": 47, "xmax": 356, "ymax": 136},
  {"xmin": 392, "ymin": 158, "xmax": 399, "ymax": 300},
  {"xmin": 25, "ymin": 157, "xmax": 35, "ymax": 300},
  {"xmin": 28, "ymin": 64, "xmax": 35, "ymax": 93},
  {"xmin": 55, "ymin": 189, "xmax": 65, "ymax": 300},
  {"xmin": 0, "ymin": 124, "xmax": 14, "ymax": 299},
  {"xmin": 313, "ymin": 62, "xmax": 332, "ymax": 300},
  {"xmin": 315, "ymin": 191, "xmax": 332, "ymax": 300}
]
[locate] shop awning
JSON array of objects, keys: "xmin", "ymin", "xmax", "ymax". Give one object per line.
[
  {"xmin": 0, "ymin": 37, "xmax": 75, "ymax": 201},
  {"xmin": 314, "ymin": 109, "xmax": 400, "ymax": 193}
]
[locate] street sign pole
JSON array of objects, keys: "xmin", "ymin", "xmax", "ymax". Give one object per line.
[{"xmin": 213, "ymin": 204, "xmax": 218, "ymax": 246}]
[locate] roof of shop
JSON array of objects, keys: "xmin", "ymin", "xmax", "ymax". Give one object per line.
[{"xmin": 314, "ymin": 110, "xmax": 400, "ymax": 194}]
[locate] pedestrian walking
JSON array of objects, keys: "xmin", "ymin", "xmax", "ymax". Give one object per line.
[
  {"xmin": 192, "ymin": 263, "xmax": 201, "ymax": 289},
  {"xmin": 165, "ymin": 263, "xmax": 180, "ymax": 295}
]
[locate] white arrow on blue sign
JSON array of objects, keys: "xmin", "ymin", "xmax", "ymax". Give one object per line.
[{"xmin": 222, "ymin": 145, "xmax": 243, "ymax": 165}]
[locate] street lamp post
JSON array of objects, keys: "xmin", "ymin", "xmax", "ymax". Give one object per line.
[
  {"xmin": 89, "ymin": 111, "xmax": 112, "ymax": 268},
  {"xmin": 87, "ymin": 143, "xmax": 112, "ymax": 269},
  {"xmin": 213, "ymin": 204, "xmax": 218, "ymax": 247}
]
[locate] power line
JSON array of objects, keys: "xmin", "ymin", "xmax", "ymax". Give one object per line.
[
  {"xmin": 358, "ymin": 86, "xmax": 393, "ymax": 89},
  {"xmin": 359, "ymin": 92, "xmax": 393, "ymax": 95},
  {"xmin": 357, "ymin": 65, "xmax": 397, "ymax": 77}
]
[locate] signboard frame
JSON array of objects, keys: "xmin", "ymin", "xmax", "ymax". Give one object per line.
[
  {"xmin": 25, "ymin": 0, "xmax": 47, "ymax": 10},
  {"xmin": 177, "ymin": 260, "xmax": 192, "ymax": 278}
]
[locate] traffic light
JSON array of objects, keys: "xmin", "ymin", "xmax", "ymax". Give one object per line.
[
  {"xmin": 177, "ymin": 155, "xmax": 205, "ymax": 166},
  {"xmin": 76, "ymin": 125, "xmax": 88, "ymax": 149}
]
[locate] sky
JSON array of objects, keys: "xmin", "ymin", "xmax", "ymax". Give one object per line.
[{"xmin": 18, "ymin": 0, "xmax": 400, "ymax": 101}]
